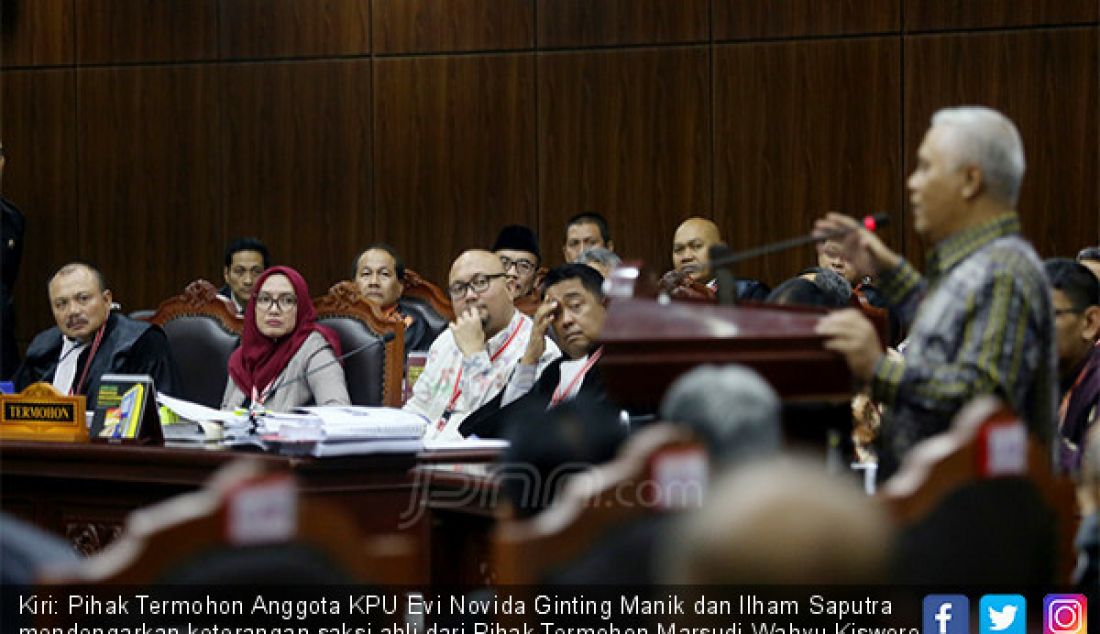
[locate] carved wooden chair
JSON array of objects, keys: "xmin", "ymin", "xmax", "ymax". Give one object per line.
[
  {"xmin": 880, "ymin": 395, "xmax": 1079, "ymax": 584},
  {"xmin": 149, "ymin": 279, "xmax": 243, "ymax": 408},
  {"xmin": 399, "ymin": 268, "xmax": 453, "ymax": 347},
  {"xmin": 40, "ymin": 460, "xmax": 419, "ymax": 588},
  {"xmin": 492, "ymin": 424, "xmax": 707, "ymax": 585},
  {"xmin": 315, "ymin": 281, "xmax": 405, "ymax": 407}
]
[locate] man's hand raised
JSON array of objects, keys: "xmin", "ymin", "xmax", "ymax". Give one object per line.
[
  {"xmin": 813, "ymin": 212, "xmax": 900, "ymax": 278},
  {"xmin": 450, "ymin": 306, "xmax": 487, "ymax": 357}
]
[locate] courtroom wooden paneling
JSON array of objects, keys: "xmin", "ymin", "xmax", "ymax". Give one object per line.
[
  {"xmin": 373, "ymin": 55, "xmax": 537, "ymax": 288},
  {"xmin": 1, "ymin": 0, "xmax": 74, "ymax": 67},
  {"xmin": 713, "ymin": 38, "xmax": 903, "ymax": 286},
  {"xmin": 372, "ymin": 0, "xmax": 532, "ymax": 54},
  {"xmin": 537, "ymin": 0, "xmax": 708, "ymax": 48},
  {"xmin": 219, "ymin": 0, "xmax": 370, "ymax": 60},
  {"xmin": 538, "ymin": 47, "xmax": 710, "ymax": 271},
  {"xmin": 714, "ymin": 0, "xmax": 900, "ymax": 41},
  {"xmin": 76, "ymin": 67, "xmax": 222, "ymax": 312},
  {"xmin": 905, "ymin": 0, "xmax": 1098, "ymax": 33},
  {"xmin": 903, "ymin": 28, "xmax": 1099, "ymax": 262},
  {"xmin": 1, "ymin": 69, "xmax": 79, "ymax": 346},
  {"xmin": 74, "ymin": 0, "xmax": 217, "ymax": 64},
  {"xmin": 220, "ymin": 60, "xmax": 373, "ymax": 294}
]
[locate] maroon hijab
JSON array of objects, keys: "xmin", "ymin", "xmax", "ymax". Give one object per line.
[{"xmin": 227, "ymin": 266, "xmax": 341, "ymax": 398}]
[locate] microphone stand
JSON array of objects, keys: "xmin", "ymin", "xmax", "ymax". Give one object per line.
[
  {"xmin": 708, "ymin": 213, "xmax": 890, "ymax": 305},
  {"xmin": 245, "ymin": 331, "xmax": 396, "ymax": 433}
]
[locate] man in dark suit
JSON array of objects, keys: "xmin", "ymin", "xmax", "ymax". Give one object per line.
[
  {"xmin": 460, "ymin": 263, "xmax": 608, "ymax": 438},
  {"xmin": 1, "ymin": 141, "xmax": 25, "ymax": 379},
  {"xmin": 352, "ymin": 243, "xmax": 432, "ymax": 352},
  {"xmin": 218, "ymin": 237, "xmax": 269, "ymax": 315}
]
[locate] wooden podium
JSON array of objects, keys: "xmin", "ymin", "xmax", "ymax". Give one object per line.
[
  {"xmin": 600, "ymin": 297, "xmax": 853, "ymax": 409},
  {"xmin": 597, "ymin": 263, "xmax": 857, "ymax": 448}
]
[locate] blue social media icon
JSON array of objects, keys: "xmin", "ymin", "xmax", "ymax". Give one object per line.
[
  {"xmin": 924, "ymin": 595, "xmax": 970, "ymax": 634},
  {"xmin": 980, "ymin": 595, "xmax": 1026, "ymax": 634}
]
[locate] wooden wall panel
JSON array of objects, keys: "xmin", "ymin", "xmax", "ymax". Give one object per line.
[
  {"xmin": 905, "ymin": 0, "xmax": 1098, "ymax": 33},
  {"xmin": 75, "ymin": 0, "xmax": 217, "ymax": 64},
  {"xmin": 537, "ymin": 0, "xmax": 708, "ymax": 48},
  {"xmin": 219, "ymin": 0, "xmax": 371, "ymax": 60},
  {"xmin": 715, "ymin": 0, "xmax": 900, "ymax": 41},
  {"xmin": 1, "ymin": 0, "xmax": 74, "ymax": 67},
  {"xmin": 372, "ymin": 0, "xmax": 532, "ymax": 54},
  {"xmin": 1, "ymin": 69, "xmax": 78, "ymax": 345},
  {"xmin": 714, "ymin": 38, "xmax": 903, "ymax": 286},
  {"xmin": 373, "ymin": 55, "xmax": 536, "ymax": 288},
  {"xmin": 538, "ymin": 47, "xmax": 710, "ymax": 271},
  {"xmin": 77, "ymin": 67, "xmax": 221, "ymax": 312},
  {"xmin": 220, "ymin": 60, "xmax": 373, "ymax": 295},
  {"xmin": 904, "ymin": 28, "xmax": 1099, "ymax": 262}
]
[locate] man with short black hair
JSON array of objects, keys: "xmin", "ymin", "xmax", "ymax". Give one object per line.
[
  {"xmin": 461, "ymin": 264, "xmax": 609, "ymax": 439},
  {"xmin": 1045, "ymin": 258, "xmax": 1100, "ymax": 471},
  {"xmin": 563, "ymin": 212, "xmax": 614, "ymax": 263},
  {"xmin": 14, "ymin": 262, "xmax": 179, "ymax": 405},
  {"xmin": 219, "ymin": 237, "xmax": 270, "ymax": 315}
]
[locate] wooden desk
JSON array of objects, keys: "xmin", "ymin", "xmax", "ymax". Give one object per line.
[
  {"xmin": 0, "ymin": 440, "xmax": 502, "ymax": 584},
  {"xmin": 411, "ymin": 461, "xmax": 505, "ymax": 585}
]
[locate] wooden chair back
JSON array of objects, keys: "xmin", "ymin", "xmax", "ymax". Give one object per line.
[
  {"xmin": 398, "ymin": 266, "xmax": 453, "ymax": 330},
  {"xmin": 492, "ymin": 424, "xmax": 707, "ymax": 585},
  {"xmin": 314, "ymin": 281, "xmax": 405, "ymax": 407},
  {"xmin": 149, "ymin": 279, "xmax": 243, "ymax": 407},
  {"xmin": 39, "ymin": 459, "xmax": 418, "ymax": 586},
  {"xmin": 880, "ymin": 395, "xmax": 1079, "ymax": 584}
]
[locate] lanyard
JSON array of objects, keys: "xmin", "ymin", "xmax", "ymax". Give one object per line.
[
  {"xmin": 251, "ymin": 378, "xmax": 277, "ymax": 408},
  {"xmin": 549, "ymin": 346, "xmax": 603, "ymax": 408},
  {"xmin": 436, "ymin": 320, "xmax": 524, "ymax": 432},
  {"xmin": 71, "ymin": 324, "xmax": 106, "ymax": 396},
  {"xmin": 1058, "ymin": 355, "xmax": 1095, "ymax": 426}
]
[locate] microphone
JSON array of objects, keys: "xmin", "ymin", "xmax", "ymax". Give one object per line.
[
  {"xmin": 260, "ymin": 330, "xmax": 397, "ymax": 408},
  {"xmin": 708, "ymin": 213, "xmax": 890, "ymax": 269}
]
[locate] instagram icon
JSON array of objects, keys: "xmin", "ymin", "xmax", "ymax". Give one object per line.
[{"xmin": 1044, "ymin": 595, "xmax": 1087, "ymax": 634}]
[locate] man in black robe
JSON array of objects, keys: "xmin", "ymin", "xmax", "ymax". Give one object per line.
[
  {"xmin": 460, "ymin": 263, "xmax": 609, "ymax": 438},
  {"xmin": 1, "ymin": 141, "xmax": 26, "ymax": 380},
  {"xmin": 14, "ymin": 262, "xmax": 179, "ymax": 407}
]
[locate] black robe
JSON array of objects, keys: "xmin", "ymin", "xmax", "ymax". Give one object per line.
[
  {"xmin": 1, "ymin": 197, "xmax": 25, "ymax": 379},
  {"xmin": 459, "ymin": 356, "xmax": 606, "ymax": 439},
  {"xmin": 13, "ymin": 312, "xmax": 180, "ymax": 407}
]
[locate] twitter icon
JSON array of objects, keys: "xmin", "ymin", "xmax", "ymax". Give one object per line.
[{"xmin": 981, "ymin": 595, "xmax": 1026, "ymax": 634}]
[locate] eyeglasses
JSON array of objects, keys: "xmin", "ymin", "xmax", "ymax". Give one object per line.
[
  {"xmin": 499, "ymin": 256, "xmax": 536, "ymax": 275},
  {"xmin": 448, "ymin": 273, "xmax": 506, "ymax": 299},
  {"xmin": 255, "ymin": 294, "xmax": 298, "ymax": 311}
]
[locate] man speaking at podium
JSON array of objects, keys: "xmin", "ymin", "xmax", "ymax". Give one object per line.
[
  {"xmin": 13, "ymin": 262, "xmax": 179, "ymax": 407},
  {"xmin": 815, "ymin": 106, "xmax": 1056, "ymax": 476}
]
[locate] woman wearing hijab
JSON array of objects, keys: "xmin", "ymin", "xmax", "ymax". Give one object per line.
[{"xmin": 222, "ymin": 266, "xmax": 350, "ymax": 411}]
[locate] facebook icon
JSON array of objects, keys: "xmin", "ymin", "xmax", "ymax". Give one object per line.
[{"xmin": 924, "ymin": 595, "xmax": 970, "ymax": 634}]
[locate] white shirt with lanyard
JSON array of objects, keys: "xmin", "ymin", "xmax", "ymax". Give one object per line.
[{"xmin": 408, "ymin": 310, "xmax": 560, "ymax": 442}]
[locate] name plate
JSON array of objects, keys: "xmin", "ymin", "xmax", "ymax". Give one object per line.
[{"xmin": 0, "ymin": 382, "xmax": 89, "ymax": 442}]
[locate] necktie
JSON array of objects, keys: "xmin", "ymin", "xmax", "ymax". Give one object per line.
[{"xmin": 52, "ymin": 337, "xmax": 87, "ymax": 394}]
